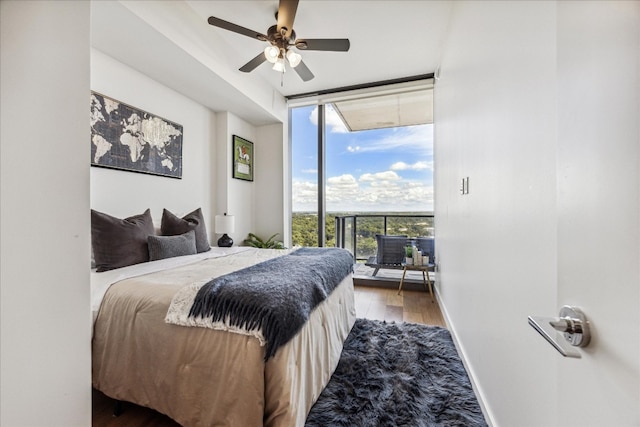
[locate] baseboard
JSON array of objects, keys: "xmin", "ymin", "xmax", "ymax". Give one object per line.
[{"xmin": 436, "ymin": 290, "xmax": 497, "ymax": 427}]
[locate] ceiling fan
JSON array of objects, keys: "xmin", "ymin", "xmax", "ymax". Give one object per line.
[{"xmin": 207, "ymin": 0, "xmax": 350, "ymax": 82}]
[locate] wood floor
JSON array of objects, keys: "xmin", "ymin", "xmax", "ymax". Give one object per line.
[
  {"xmin": 353, "ymin": 284, "xmax": 446, "ymax": 327},
  {"xmin": 92, "ymin": 284, "xmax": 446, "ymax": 426}
]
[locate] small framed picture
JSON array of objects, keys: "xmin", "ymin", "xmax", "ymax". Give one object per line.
[{"xmin": 232, "ymin": 135, "xmax": 254, "ymax": 181}]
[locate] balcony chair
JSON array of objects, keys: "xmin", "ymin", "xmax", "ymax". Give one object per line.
[
  {"xmin": 364, "ymin": 234, "xmax": 408, "ymax": 276},
  {"xmin": 365, "ymin": 235, "xmax": 435, "ymax": 276},
  {"xmin": 415, "ymin": 237, "xmax": 436, "ymax": 264}
]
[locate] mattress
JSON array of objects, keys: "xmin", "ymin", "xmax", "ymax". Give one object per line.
[{"xmin": 91, "ymin": 247, "xmax": 356, "ymax": 426}]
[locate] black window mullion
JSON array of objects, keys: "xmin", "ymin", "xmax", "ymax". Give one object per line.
[{"xmin": 317, "ymin": 104, "xmax": 326, "ymax": 247}]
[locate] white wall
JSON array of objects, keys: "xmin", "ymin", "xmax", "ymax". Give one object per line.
[
  {"xmin": 214, "ymin": 112, "xmax": 286, "ymax": 247},
  {"xmin": 0, "ymin": 1, "xmax": 91, "ymax": 425},
  {"xmin": 91, "ymin": 49, "xmax": 217, "ymax": 235},
  {"xmin": 254, "ymin": 123, "xmax": 285, "ymax": 242},
  {"xmin": 91, "ymin": 50, "xmax": 287, "ymax": 249},
  {"xmin": 435, "ymin": 1, "xmax": 640, "ymax": 425},
  {"xmin": 215, "ymin": 111, "xmax": 255, "ymax": 246}
]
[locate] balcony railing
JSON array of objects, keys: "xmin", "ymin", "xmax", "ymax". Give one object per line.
[{"xmin": 334, "ymin": 214, "xmax": 434, "ymax": 261}]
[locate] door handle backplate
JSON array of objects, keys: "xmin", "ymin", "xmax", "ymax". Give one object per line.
[{"xmin": 528, "ymin": 306, "xmax": 590, "ymax": 358}]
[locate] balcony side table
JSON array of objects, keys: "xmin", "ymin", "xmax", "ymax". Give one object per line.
[{"xmin": 397, "ymin": 262, "xmax": 435, "ymax": 302}]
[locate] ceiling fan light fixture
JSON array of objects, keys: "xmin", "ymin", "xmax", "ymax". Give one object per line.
[
  {"xmin": 264, "ymin": 46, "xmax": 279, "ymax": 63},
  {"xmin": 286, "ymin": 50, "xmax": 302, "ymax": 68},
  {"xmin": 207, "ymin": 0, "xmax": 349, "ymax": 83},
  {"xmin": 272, "ymin": 57, "xmax": 286, "ymax": 73}
]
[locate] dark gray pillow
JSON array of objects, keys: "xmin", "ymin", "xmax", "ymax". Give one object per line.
[
  {"xmin": 91, "ymin": 208, "xmax": 154, "ymax": 272},
  {"xmin": 160, "ymin": 208, "xmax": 210, "ymax": 253},
  {"xmin": 148, "ymin": 230, "xmax": 197, "ymax": 261}
]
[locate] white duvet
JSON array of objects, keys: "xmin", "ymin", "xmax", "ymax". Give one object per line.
[{"xmin": 90, "ymin": 246, "xmax": 252, "ymax": 323}]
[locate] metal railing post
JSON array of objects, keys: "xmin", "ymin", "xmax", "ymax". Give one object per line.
[{"xmin": 353, "ymin": 215, "xmax": 358, "ymax": 260}]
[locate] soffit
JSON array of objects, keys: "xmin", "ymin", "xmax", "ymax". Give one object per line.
[{"xmin": 333, "ymin": 89, "xmax": 433, "ymax": 131}]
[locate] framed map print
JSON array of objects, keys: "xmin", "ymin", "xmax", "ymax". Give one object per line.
[
  {"xmin": 90, "ymin": 92, "xmax": 183, "ymax": 178},
  {"xmin": 232, "ymin": 135, "xmax": 254, "ymax": 181}
]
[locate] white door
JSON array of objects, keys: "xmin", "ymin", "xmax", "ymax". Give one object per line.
[{"xmin": 555, "ymin": 2, "xmax": 639, "ymax": 425}]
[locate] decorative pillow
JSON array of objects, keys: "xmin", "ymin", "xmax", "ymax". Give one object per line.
[
  {"xmin": 375, "ymin": 234, "xmax": 408, "ymax": 265},
  {"xmin": 91, "ymin": 208, "xmax": 155, "ymax": 272},
  {"xmin": 148, "ymin": 230, "xmax": 197, "ymax": 261},
  {"xmin": 161, "ymin": 208, "xmax": 210, "ymax": 253}
]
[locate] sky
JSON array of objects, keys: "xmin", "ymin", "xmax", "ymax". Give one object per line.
[{"xmin": 291, "ymin": 104, "xmax": 434, "ymax": 213}]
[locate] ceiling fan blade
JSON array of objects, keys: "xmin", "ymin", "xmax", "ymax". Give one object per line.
[
  {"xmin": 239, "ymin": 52, "xmax": 267, "ymax": 73},
  {"xmin": 277, "ymin": 0, "xmax": 299, "ymax": 39},
  {"xmin": 294, "ymin": 60, "xmax": 314, "ymax": 82},
  {"xmin": 296, "ymin": 38, "xmax": 350, "ymax": 52},
  {"xmin": 207, "ymin": 16, "xmax": 268, "ymax": 41}
]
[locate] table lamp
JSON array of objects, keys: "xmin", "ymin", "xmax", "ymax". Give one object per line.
[{"xmin": 215, "ymin": 213, "xmax": 235, "ymax": 247}]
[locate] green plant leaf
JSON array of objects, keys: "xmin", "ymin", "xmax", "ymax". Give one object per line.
[{"xmin": 243, "ymin": 232, "xmax": 285, "ymax": 249}]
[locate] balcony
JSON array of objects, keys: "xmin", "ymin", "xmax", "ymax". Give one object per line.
[{"xmin": 334, "ymin": 213, "xmax": 435, "ymax": 289}]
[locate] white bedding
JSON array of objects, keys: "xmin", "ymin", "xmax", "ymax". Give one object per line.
[
  {"xmin": 90, "ymin": 246, "xmax": 252, "ymax": 323},
  {"xmin": 92, "ymin": 247, "xmax": 356, "ymax": 426}
]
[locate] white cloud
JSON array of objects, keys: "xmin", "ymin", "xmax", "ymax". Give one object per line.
[
  {"xmin": 350, "ymin": 178, "xmax": 433, "ymax": 212},
  {"xmin": 327, "ymin": 174, "xmax": 358, "ymax": 187},
  {"xmin": 301, "ymin": 168, "xmax": 317, "ymax": 174},
  {"xmin": 292, "ymin": 180, "xmax": 318, "ymax": 211},
  {"xmin": 390, "ymin": 161, "xmax": 432, "ymax": 171},
  {"xmin": 293, "ymin": 173, "xmax": 434, "ymax": 212},
  {"xmin": 308, "ymin": 104, "xmax": 348, "ymax": 133},
  {"xmin": 347, "ymin": 146, "xmax": 360, "ymax": 152},
  {"xmin": 326, "ymin": 174, "xmax": 360, "ymax": 203},
  {"xmin": 359, "ymin": 171, "xmax": 401, "ymax": 183}
]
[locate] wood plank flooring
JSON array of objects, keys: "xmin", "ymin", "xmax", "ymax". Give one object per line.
[
  {"xmin": 92, "ymin": 284, "xmax": 446, "ymax": 426},
  {"xmin": 354, "ymin": 285, "xmax": 446, "ymax": 327}
]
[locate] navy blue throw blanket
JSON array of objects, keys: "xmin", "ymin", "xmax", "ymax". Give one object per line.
[{"xmin": 188, "ymin": 247, "xmax": 354, "ymax": 360}]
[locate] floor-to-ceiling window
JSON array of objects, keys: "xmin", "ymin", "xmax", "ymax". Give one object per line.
[
  {"xmin": 291, "ymin": 105, "xmax": 320, "ymax": 246},
  {"xmin": 290, "ymin": 80, "xmax": 434, "ymax": 258}
]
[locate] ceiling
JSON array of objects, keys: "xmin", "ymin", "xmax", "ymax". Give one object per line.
[{"xmin": 91, "ymin": 1, "xmax": 452, "ymax": 125}]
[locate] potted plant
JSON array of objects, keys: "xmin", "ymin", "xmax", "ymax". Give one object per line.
[
  {"xmin": 405, "ymin": 245, "xmax": 413, "ymax": 265},
  {"xmin": 244, "ymin": 233, "xmax": 285, "ymax": 249}
]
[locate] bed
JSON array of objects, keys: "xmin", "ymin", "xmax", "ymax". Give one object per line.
[{"xmin": 91, "ymin": 246, "xmax": 356, "ymax": 426}]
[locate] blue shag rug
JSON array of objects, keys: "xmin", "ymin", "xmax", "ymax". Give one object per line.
[{"xmin": 306, "ymin": 318, "xmax": 487, "ymax": 427}]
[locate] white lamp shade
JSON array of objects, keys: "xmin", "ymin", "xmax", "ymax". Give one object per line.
[
  {"xmin": 264, "ymin": 46, "xmax": 279, "ymax": 64},
  {"xmin": 272, "ymin": 57, "xmax": 286, "ymax": 72},
  {"xmin": 286, "ymin": 50, "xmax": 302, "ymax": 68},
  {"xmin": 215, "ymin": 214, "xmax": 235, "ymax": 234}
]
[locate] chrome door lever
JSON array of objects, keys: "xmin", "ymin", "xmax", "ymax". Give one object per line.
[{"xmin": 528, "ymin": 306, "xmax": 591, "ymax": 358}]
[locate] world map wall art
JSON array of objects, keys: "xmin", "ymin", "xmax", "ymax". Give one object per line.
[{"xmin": 90, "ymin": 92, "xmax": 183, "ymax": 178}]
